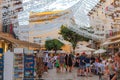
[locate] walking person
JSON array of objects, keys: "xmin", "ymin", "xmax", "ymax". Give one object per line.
[
  {"xmin": 98, "ymin": 67, "xmax": 103, "ymax": 80},
  {"xmin": 108, "ymin": 60, "xmax": 116, "ymax": 80},
  {"xmin": 74, "ymin": 53, "xmax": 80, "ymax": 68},
  {"xmin": 103, "ymin": 65, "xmax": 110, "ymax": 80},
  {"xmin": 77, "ymin": 52, "xmax": 86, "ymax": 76},
  {"xmin": 111, "ymin": 52, "xmax": 120, "ymax": 80},
  {"xmin": 65, "ymin": 54, "xmax": 69, "ymax": 72},
  {"xmin": 59, "ymin": 53, "xmax": 65, "ymax": 72},
  {"xmin": 68, "ymin": 54, "xmax": 73, "ymax": 72},
  {"xmin": 55, "ymin": 57, "xmax": 60, "ymax": 73},
  {"xmin": 43, "ymin": 53, "xmax": 49, "ymax": 72},
  {"xmin": 85, "ymin": 55, "xmax": 91, "ymax": 76}
]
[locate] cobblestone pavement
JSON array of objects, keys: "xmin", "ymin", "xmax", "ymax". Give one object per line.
[{"xmin": 42, "ymin": 68, "xmax": 99, "ymax": 80}]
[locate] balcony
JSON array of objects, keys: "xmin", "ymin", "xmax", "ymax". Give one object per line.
[{"xmin": 106, "ymin": 30, "xmax": 120, "ymax": 39}]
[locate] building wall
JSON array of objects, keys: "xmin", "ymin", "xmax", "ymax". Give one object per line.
[
  {"xmin": 89, "ymin": 0, "xmax": 114, "ymax": 32},
  {"xmin": 0, "ymin": 0, "xmax": 2, "ymax": 32},
  {"xmin": 2, "ymin": 0, "xmax": 23, "ymax": 34},
  {"xmin": 16, "ymin": 21, "xmax": 71, "ymax": 52},
  {"xmin": 88, "ymin": 0, "xmax": 120, "ymax": 39}
]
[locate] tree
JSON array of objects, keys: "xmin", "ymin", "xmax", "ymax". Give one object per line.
[
  {"xmin": 59, "ymin": 25, "xmax": 89, "ymax": 54},
  {"xmin": 45, "ymin": 39, "xmax": 64, "ymax": 53}
]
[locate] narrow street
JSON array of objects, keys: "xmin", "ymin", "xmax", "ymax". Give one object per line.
[{"xmin": 42, "ymin": 68, "xmax": 99, "ymax": 80}]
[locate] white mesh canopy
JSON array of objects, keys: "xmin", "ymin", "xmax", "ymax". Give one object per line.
[
  {"xmin": 1, "ymin": 0, "xmax": 104, "ymax": 41},
  {"xmin": 19, "ymin": 0, "xmax": 99, "ymax": 26}
]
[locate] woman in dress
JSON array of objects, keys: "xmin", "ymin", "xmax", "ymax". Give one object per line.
[{"xmin": 68, "ymin": 54, "xmax": 73, "ymax": 72}]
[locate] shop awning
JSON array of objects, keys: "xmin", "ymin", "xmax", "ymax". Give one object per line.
[
  {"xmin": 108, "ymin": 35, "xmax": 120, "ymax": 41},
  {"xmin": 0, "ymin": 32, "xmax": 40, "ymax": 49},
  {"xmin": 102, "ymin": 39, "xmax": 120, "ymax": 46}
]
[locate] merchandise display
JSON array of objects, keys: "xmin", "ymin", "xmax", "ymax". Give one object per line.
[
  {"xmin": 14, "ymin": 53, "xmax": 24, "ymax": 80},
  {"xmin": 24, "ymin": 53, "xmax": 34, "ymax": 80},
  {"xmin": 0, "ymin": 48, "xmax": 3, "ymax": 80}
]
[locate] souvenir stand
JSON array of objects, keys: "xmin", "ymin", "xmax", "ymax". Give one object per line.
[
  {"xmin": 23, "ymin": 49, "xmax": 34, "ymax": 80},
  {"xmin": 14, "ymin": 48, "xmax": 24, "ymax": 80},
  {"xmin": 0, "ymin": 48, "xmax": 3, "ymax": 80}
]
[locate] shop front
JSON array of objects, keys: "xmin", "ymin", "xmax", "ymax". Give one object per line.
[{"xmin": 0, "ymin": 32, "xmax": 40, "ymax": 53}]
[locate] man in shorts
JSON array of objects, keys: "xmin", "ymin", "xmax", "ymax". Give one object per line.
[
  {"xmin": 78, "ymin": 52, "xmax": 86, "ymax": 76},
  {"xmin": 59, "ymin": 53, "xmax": 65, "ymax": 72}
]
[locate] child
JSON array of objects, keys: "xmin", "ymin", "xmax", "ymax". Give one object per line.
[{"xmin": 55, "ymin": 58, "xmax": 60, "ymax": 73}]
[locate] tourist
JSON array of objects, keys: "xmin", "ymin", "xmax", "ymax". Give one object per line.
[
  {"xmin": 55, "ymin": 57, "xmax": 60, "ymax": 73},
  {"xmin": 78, "ymin": 52, "xmax": 86, "ymax": 76},
  {"xmin": 98, "ymin": 67, "xmax": 102, "ymax": 80},
  {"xmin": 59, "ymin": 53, "xmax": 65, "ymax": 72},
  {"xmin": 108, "ymin": 60, "xmax": 115, "ymax": 80},
  {"xmin": 68, "ymin": 54, "xmax": 73, "ymax": 72},
  {"xmin": 43, "ymin": 53, "xmax": 48, "ymax": 72},
  {"xmin": 74, "ymin": 53, "xmax": 79, "ymax": 68},
  {"xmin": 103, "ymin": 65, "xmax": 110, "ymax": 80},
  {"xmin": 65, "ymin": 54, "xmax": 69, "ymax": 72},
  {"xmin": 112, "ymin": 52, "xmax": 120, "ymax": 80},
  {"xmin": 85, "ymin": 55, "xmax": 91, "ymax": 76}
]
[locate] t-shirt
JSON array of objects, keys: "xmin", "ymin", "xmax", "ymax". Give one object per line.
[
  {"xmin": 43, "ymin": 56, "xmax": 48, "ymax": 63},
  {"xmin": 59, "ymin": 56, "xmax": 65, "ymax": 63},
  {"xmin": 85, "ymin": 57, "xmax": 90, "ymax": 63},
  {"xmin": 79, "ymin": 56, "xmax": 86, "ymax": 65},
  {"xmin": 55, "ymin": 60, "xmax": 59, "ymax": 67}
]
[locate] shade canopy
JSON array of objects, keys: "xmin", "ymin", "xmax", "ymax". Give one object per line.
[{"xmin": 94, "ymin": 49, "xmax": 106, "ymax": 54}]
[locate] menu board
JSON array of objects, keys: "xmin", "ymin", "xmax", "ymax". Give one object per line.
[
  {"xmin": 24, "ymin": 54, "xmax": 34, "ymax": 80},
  {"xmin": 0, "ymin": 48, "xmax": 3, "ymax": 80},
  {"xmin": 14, "ymin": 53, "xmax": 24, "ymax": 80}
]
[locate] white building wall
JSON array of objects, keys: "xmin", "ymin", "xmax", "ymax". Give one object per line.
[
  {"xmin": 89, "ymin": 0, "xmax": 114, "ymax": 37},
  {"xmin": 15, "ymin": 19, "xmax": 69, "ymax": 45}
]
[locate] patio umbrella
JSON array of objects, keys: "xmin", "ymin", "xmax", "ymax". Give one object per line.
[
  {"xmin": 57, "ymin": 50, "xmax": 66, "ymax": 53},
  {"xmin": 48, "ymin": 51, "xmax": 55, "ymax": 53},
  {"xmin": 94, "ymin": 49, "xmax": 106, "ymax": 54},
  {"xmin": 75, "ymin": 46, "xmax": 95, "ymax": 53}
]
